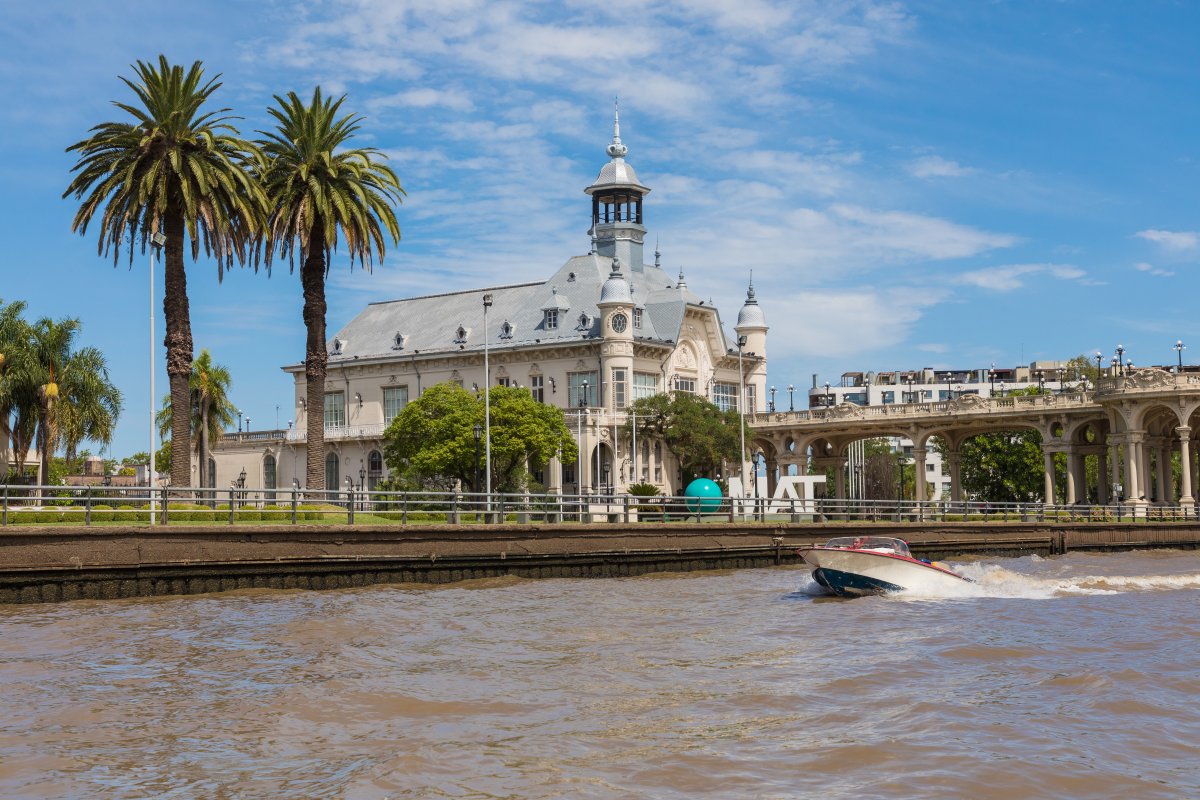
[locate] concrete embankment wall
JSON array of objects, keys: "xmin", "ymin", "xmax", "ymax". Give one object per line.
[{"xmin": 1, "ymin": 522, "xmax": 1198, "ymax": 604}]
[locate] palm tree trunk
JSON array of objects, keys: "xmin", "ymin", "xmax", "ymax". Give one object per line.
[
  {"xmin": 36, "ymin": 399, "xmax": 51, "ymax": 496},
  {"xmin": 163, "ymin": 210, "xmax": 194, "ymax": 489},
  {"xmin": 198, "ymin": 397, "xmax": 210, "ymax": 503},
  {"xmin": 302, "ymin": 228, "xmax": 328, "ymax": 491}
]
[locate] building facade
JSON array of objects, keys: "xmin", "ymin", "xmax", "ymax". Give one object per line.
[{"xmin": 209, "ymin": 112, "xmax": 767, "ymax": 496}]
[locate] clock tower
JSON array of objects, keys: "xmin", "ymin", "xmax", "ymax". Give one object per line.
[
  {"xmin": 585, "ymin": 103, "xmax": 650, "ymax": 272},
  {"xmin": 597, "ymin": 256, "xmax": 635, "ymax": 411}
]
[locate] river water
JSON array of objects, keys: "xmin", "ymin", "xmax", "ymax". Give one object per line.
[{"xmin": 2, "ymin": 549, "xmax": 1199, "ymax": 799}]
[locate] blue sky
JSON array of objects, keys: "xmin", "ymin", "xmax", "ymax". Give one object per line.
[{"xmin": 1, "ymin": 0, "xmax": 1197, "ymax": 459}]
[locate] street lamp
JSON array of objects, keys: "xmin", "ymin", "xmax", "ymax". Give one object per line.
[
  {"xmin": 737, "ymin": 334, "xmax": 748, "ymax": 493},
  {"xmin": 1115, "ymin": 344, "xmax": 1126, "ymax": 376},
  {"xmin": 944, "ymin": 374, "xmax": 953, "ymax": 401},
  {"xmin": 148, "ymin": 230, "xmax": 165, "ymax": 524},
  {"xmin": 482, "ymin": 293, "xmax": 493, "ymax": 503},
  {"xmin": 824, "ymin": 381, "xmax": 832, "ymax": 407},
  {"xmin": 237, "ymin": 409, "xmax": 243, "ymax": 433},
  {"xmin": 787, "ymin": 384, "xmax": 795, "ymax": 412},
  {"xmin": 473, "ymin": 422, "xmax": 482, "ymax": 494},
  {"xmin": 359, "ymin": 463, "xmax": 366, "ymax": 492},
  {"xmin": 769, "ymin": 385, "xmax": 776, "ymax": 412},
  {"xmin": 1176, "ymin": 340, "xmax": 1186, "ymax": 373},
  {"xmin": 1094, "ymin": 351, "xmax": 1102, "ymax": 380},
  {"xmin": 905, "ymin": 376, "xmax": 915, "ymax": 403},
  {"xmin": 237, "ymin": 468, "xmax": 246, "ymax": 489},
  {"xmin": 579, "ymin": 379, "xmax": 588, "ymax": 493},
  {"xmin": 988, "ymin": 369, "xmax": 996, "ymax": 395},
  {"xmin": 1056, "ymin": 367, "xmax": 1064, "ymax": 393},
  {"xmin": 1037, "ymin": 370, "xmax": 1045, "ymax": 395}
]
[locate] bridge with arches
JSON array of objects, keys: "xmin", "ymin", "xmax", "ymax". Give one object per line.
[{"xmin": 748, "ymin": 368, "xmax": 1200, "ymax": 510}]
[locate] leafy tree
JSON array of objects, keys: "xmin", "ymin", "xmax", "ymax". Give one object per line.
[
  {"xmin": 256, "ymin": 88, "xmax": 404, "ymax": 490},
  {"xmin": 64, "ymin": 56, "xmax": 264, "ymax": 488},
  {"xmin": 155, "ymin": 349, "xmax": 237, "ymax": 486},
  {"xmin": 383, "ymin": 384, "xmax": 576, "ymax": 492},
  {"xmin": 933, "ymin": 388, "xmax": 1046, "ymax": 502},
  {"xmin": 624, "ymin": 391, "xmax": 750, "ymax": 482},
  {"xmin": 0, "ymin": 299, "xmax": 32, "ymax": 475}
]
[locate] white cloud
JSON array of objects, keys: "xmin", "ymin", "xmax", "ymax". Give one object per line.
[
  {"xmin": 1134, "ymin": 261, "xmax": 1175, "ymax": 277},
  {"xmin": 955, "ymin": 263, "xmax": 1088, "ymax": 292},
  {"xmin": 369, "ymin": 87, "xmax": 474, "ymax": 111},
  {"xmin": 907, "ymin": 155, "xmax": 975, "ymax": 179},
  {"xmin": 1135, "ymin": 229, "xmax": 1199, "ymax": 251}
]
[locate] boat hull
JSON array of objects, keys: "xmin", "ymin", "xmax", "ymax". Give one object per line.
[{"xmin": 803, "ymin": 548, "xmax": 969, "ymax": 597}]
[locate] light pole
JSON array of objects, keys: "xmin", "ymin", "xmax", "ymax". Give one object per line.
[
  {"xmin": 988, "ymin": 370, "xmax": 996, "ymax": 395},
  {"xmin": 1037, "ymin": 370, "xmax": 1045, "ymax": 395},
  {"xmin": 737, "ymin": 335, "xmax": 748, "ymax": 493},
  {"xmin": 473, "ymin": 423, "xmax": 482, "ymax": 494},
  {"xmin": 944, "ymin": 375, "xmax": 952, "ymax": 401},
  {"xmin": 824, "ymin": 381, "xmax": 832, "ymax": 408},
  {"xmin": 1115, "ymin": 344, "xmax": 1126, "ymax": 376},
  {"xmin": 1176, "ymin": 340, "xmax": 1186, "ymax": 373},
  {"xmin": 1094, "ymin": 351, "xmax": 1103, "ymax": 381},
  {"xmin": 769, "ymin": 385, "xmax": 776, "ymax": 412},
  {"xmin": 905, "ymin": 376, "xmax": 915, "ymax": 403},
  {"xmin": 148, "ymin": 230, "xmax": 164, "ymax": 523},
  {"xmin": 237, "ymin": 409, "xmax": 243, "ymax": 433},
  {"xmin": 580, "ymin": 379, "xmax": 588, "ymax": 493},
  {"xmin": 482, "ymin": 293, "xmax": 493, "ymax": 504},
  {"xmin": 787, "ymin": 384, "xmax": 794, "ymax": 412}
]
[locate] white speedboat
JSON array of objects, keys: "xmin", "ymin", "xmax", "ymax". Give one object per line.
[{"xmin": 798, "ymin": 536, "xmax": 971, "ymax": 597}]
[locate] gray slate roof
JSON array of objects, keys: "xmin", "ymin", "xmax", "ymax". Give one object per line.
[{"xmin": 312, "ymin": 253, "xmax": 715, "ymax": 369}]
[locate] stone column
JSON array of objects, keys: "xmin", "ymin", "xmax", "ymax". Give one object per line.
[
  {"xmin": 1156, "ymin": 443, "xmax": 1171, "ymax": 504},
  {"xmin": 1065, "ymin": 447, "xmax": 1079, "ymax": 504},
  {"xmin": 914, "ymin": 447, "xmax": 928, "ymax": 502},
  {"xmin": 1097, "ymin": 448, "xmax": 1110, "ymax": 504},
  {"xmin": 1109, "ymin": 440, "xmax": 1123, "ymax": 499},
  {"xmin": 834, "ymin": 458, "xmax": 848, "ymax": 500},
  {"xmin": 1178, "ymin": 427, "xmax": 1194, "ymax": 509},
  {"xmin": 948, "ymin": 450, "xmax": 963, "ymax": 502},
  {"xmin": 766, "ymin": 459, "xmax": 778, "ymax": 497},
  {"xmin": 1043, "ymin": 449, "xmax": 1056, "ymax": 505},
  {"xmin": 1126, "ymin": 433, "xmax": 1142, "ymax": 503}
]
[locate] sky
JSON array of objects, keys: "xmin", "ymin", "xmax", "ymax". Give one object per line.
[{"xmin": 1, "ymin": 0, "xmax": 1198, "ymax": 459}]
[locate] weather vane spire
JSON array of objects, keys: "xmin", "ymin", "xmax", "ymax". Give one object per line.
[{"xmin": 606, "ymin": 97, "xmax": 628, "ymax": 159}]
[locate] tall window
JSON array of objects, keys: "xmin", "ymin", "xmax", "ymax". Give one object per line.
[
  {"xmin": 633, "ymin": 372, "xmax": 657, "ymax": 401},
  {"xmin": 263, "ymin": 454, "xmax": 276, "ymax": 502},
  {"xmin": 383, "ymin": 386, "xmax": 408, "ymax": 423},
  {"xmin": 675, "ymin": 377, "xmax": 696, "ymax": 394},
  {"xmin": 713, "ymin": 382, "xmax": 737, "ymax": 411},
  {"xmin": 568, "ymin": 371, "xmax": 598, "ymax": 407},
  {"xmin": 497, "ymin": 377, "xmax": 514, "ymax": 387},
  {"xmin": 324, "ymin": 392, "xmax": 345, "ymax": 428},
  {"xmin": 654, "ymin": 442, "xmax": 662, "ymax": 482},
  {"xmin": 325, "ymin": 452, "xmax": 340, "ymax": 489},
  {"xmin": 367, "ymin": 450, "xmax": 383, "ymax": 490},
  {"xmin": 612, "ymin": 368, "xmax": 627, "ymax": 409},
  {"xmin": 633, "ymin": 308, "xmax": 643, "ymax": 329},
  {"xmin": 746, "ymin": 384, "xmax": 757, "ymax": 413},
  {"xmin": 544, "ymin": 309, "xmax": 559, "ymax": 330},
  {"xmin": 530, "ymin": 375, "xmax": 544, "ymax": 403}
]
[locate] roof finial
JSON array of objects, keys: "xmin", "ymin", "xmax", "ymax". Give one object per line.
[
  {"xmin": 655, "ymin": 237, "xmax": 661, "ymax": 268},
  {"xmin": 677, "ymin": 266, "xmax": 687, "ymax": 290},
  {"xmin": 606, "ymin": 97, "xmax": 628, "ymax": 159},
  {"xmin": 745, "ymin": 271, "xmax": 758, "ymax": 304}
]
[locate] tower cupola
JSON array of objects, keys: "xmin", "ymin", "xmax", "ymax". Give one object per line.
[{"xmin": 585, "ymin": 101, "xmax": 650, "ymax": 272}]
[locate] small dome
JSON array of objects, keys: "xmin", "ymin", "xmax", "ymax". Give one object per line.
[
  {"xmin": 599, "ymin": 257, "xmax": 634, "ymax": 305},
  {"xmin": 736, "ymin": 281, "xmax": 767, "ymax": 328}
]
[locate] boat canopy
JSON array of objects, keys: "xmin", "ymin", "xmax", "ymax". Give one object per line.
[{"xmin": 824, "ymin": 536, "xmax": 911, "ymax": 557}]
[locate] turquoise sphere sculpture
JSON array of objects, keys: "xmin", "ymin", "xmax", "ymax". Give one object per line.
[{"xmin": 683, "ymin": 478, "xmax": 723, "ymax": 513}]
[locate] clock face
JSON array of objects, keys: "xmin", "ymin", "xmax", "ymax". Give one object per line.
[{"xmin": 611, "ymin": 313, "xmax": 628, "ymax": 333}]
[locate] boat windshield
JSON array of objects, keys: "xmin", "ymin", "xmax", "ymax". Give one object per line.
[{"xmin": 824, "ymin": 536, "xmax": 911, "ymax": 557}]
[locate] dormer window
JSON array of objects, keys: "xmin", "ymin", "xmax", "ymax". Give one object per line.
[
  {"xmin": 633, "ymin": 308, "xmax": 643, "ymax": 329},
  {"xmin": 545, "ymin": 310, "xmax": 559, "ymax": 330},
  {"xmin": 453, "ymin": 325, "xmax": 469, "ymax": 344},
  {"xmin": 391, "ymin": 332, "xmax": 407, "ymax": 350},
  {"xmin": 567, "ymin": 272, "xmax": 576, "ymax": 282},
  {"xmin": 330, "ymin": 337, "xmax": 344, "ymax": 355},
  {"xmin": 576, "ymin": 312, "xmax": 593, "ymax": 332},
  {"xmin": 499, "ymin": 321, "xmax": 514, "ymax": 340}
]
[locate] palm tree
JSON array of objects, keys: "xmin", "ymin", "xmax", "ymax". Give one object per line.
[
  {"xmin": 0, "ymin": 299, "xmax": 32, "ymax": 478},
  {"xmin": 257, "ymin": 88, "xmax": 403, "ymax": 489},
  {"xmin": 63, "ymin": 55, "xmax": 264, "ymax": 489},
  {"xmin": 155, "ymin": 349, "xmax": 237, "ymax": 488},
  {"xmin": 28, "ymin": 317, "xmax": 122, "ymax": 488}
]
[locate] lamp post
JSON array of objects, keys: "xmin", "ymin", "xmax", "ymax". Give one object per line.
[
  {"xmin": 737, "ymin": 335, "xmax": 747, "ymax": 494},
  {"xmin": 988, "ymin": 370, "xmax": 996, "ymax": 395},
  {"xmin": 1115, "ymin": 344, "xmax": 1126, "ymax": 376},
  {"xmin": 896, "ymin": 454, "xmax": 905, "ymax": 502},
  {"xmin": 473, "ymin": 422, "xmax": 482, "ymax": 494},
  {"xmin": 944, "ymin": 375, "xmax": 952, "ymax": 401},
  {"xmin": 579, "ymin": 379, "xmax": 588, "ymax": 493},
  {"xmin": 787, "ymin": 384, "xmax": 794, "ymax": 412},
  {"xmin": 905, "ymin": 376, "xmax": 915, "ymax": 403},
  {"xmin": 1056, "ymin": 367, "xmax": 1064, "ymax": 393},
  {"xmin": 824, "ymin": 381, "xmax": 832, "ymax": 408},
  {"xmin": 237, "ymin": 409, "xmax": 243, "ymax": 433},
  {"xmin": 863, "ymin": 378, "xmax": 870, "ymax": 405},
  {"xmin": 482, "ymin": 293, "xmax": 493, "ymax": 505},
  {"xmin": 148, "ymin": 230, "xmax": 164, "ymax": 523},
  {"xmin": 1037, "ymin": 370, "xmax": 1045, "ymax": 395},
  {"xmin": 1094, "ymin": 351, "xmax": 1103, "ymax": 380},
  {"xmin": 769, "ymin": 385, "xmax": 776, "ymax": 412},
  {"xmin": 1176, "ymin": 340, "xmax": 1186, "ymax": 373}
]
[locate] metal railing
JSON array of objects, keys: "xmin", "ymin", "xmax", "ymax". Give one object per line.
[{"xmin": 0, "ymin": 484, "xmax": 1196, "ymax": 527}]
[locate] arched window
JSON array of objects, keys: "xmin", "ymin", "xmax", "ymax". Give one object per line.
[
  {"xmin": 325, "ymin": 452, "xmax": 339, "ymax": 491},
  {"xmin": 367, "ymin": 450, "xmax": 383, "ymax": 490},
  {"xmin": 263, "ymin": 454, "xmax": 277, "ymax": 502}
]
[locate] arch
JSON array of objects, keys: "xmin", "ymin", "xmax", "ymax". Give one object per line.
[
  {"xmin": 367, "ymin": 450, "xmax": 384, "ymax": 490},
  {"xmin": 591, "ymin": 442, "xmax": 615, "ymax": 492},
  {"xmin": 325, "ymin": 452, "xmax": 340, "ymax": 490},
  {"xmin": 263, "ymin": 453, "xmax": 277, "ymax": 502}
]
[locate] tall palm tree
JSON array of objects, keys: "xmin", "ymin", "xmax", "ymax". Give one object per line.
[
  {"xmin": 155, "ymin": 349, "xmax": 237, "ymax": 487},
  {"xmin": 63, "ymin": 55, "xmax": 264, "ymax": 488},
  {"xmin": 257, "ymin": 88, "xmax": 403, "ymax": 489},
  {"xmin": 28, "ymin": 317, "xmax": 122, "ymax": 488},
  {"xmin": 0, "ymin": 299, "xmax": 32, "ymax": 478}
]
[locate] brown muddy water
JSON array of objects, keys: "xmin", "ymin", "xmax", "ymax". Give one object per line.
[{"xmin": 2, "ymin": 549, "xmax": 1199, "ymax": 799}]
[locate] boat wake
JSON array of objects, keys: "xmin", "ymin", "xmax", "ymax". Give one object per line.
[{"xmin": 797, "ymin": 557, "xmax": 1200, "ymax": 601}]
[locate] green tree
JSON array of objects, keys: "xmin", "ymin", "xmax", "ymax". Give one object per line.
[
  {"xmin": 0, "ymin": 299, "xmax": 32, "ymax": 476},
  {"xmin": 624, "ymin": 391, "xmax": 750, "ymax": 482},
  {"xmin": 155, "ymin": 349, "xmax": 237, "ymax": 487},
  {"xmin": 26, "ymin": 317, "xmax": 122, "ymax": 488},
  {"xmin": 256, "ymin": 88, "xmax": 404, "ymax": 490},
  {"xmin": 64, "ymin": 56, "xmax": 264, "ymax": 488},
  {"xmin": 383, "ymin": 383, "xmax": 576, "ymax": 492},
  {"xmin": 933, "ymin": 389, "xmax": 1045, "ymax": 502}
]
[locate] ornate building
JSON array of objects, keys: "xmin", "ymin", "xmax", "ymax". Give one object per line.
[{"xmin": 209, "ymin": 111, "xmax": 767, "ymax": 495}]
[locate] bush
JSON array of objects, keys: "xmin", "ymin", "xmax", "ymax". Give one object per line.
[
  {"xmin": 259, "ymin": 505, "xmax": 289, "ymax": 522},
  {"xmin": 236, "ymin": 508, "xmax": 262, "ymax": 522},
  {"xmin": 90, "ymin": 504, "xmax": 115, "ymax": 523}
]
